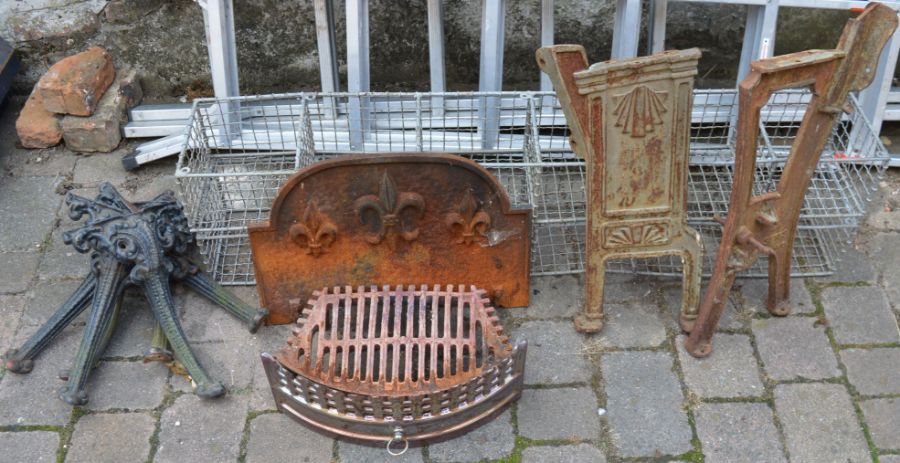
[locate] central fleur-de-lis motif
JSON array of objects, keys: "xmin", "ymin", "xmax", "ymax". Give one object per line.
[
  {"xmin": 446, "ymin": 190, "xmax": 492, "ymax": 245},
  {"xmin": 290, "ymin": 202, "xmax": 337, "ymax": 257},
  {"xmin": 612, "ymin": 85, "xmax": 668, "ymax": 137},
  {"xmin": 354, "ymin": 173, "xmax": 425, "ymax": 244}
]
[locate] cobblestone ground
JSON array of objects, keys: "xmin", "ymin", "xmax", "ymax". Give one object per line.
[{"xmin": 2, "ymin": 98, "xmax": 900, "ymax": 463}]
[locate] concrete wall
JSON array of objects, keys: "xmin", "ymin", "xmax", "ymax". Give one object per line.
[{"xmin": 0, "ymin": 0, "xmax": 861, "ymax": 101}]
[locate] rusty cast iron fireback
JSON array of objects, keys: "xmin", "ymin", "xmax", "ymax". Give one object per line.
[
  {"xmin": 536, "ymin": 47, "xmax": 704, "ymax": 333},
  {"xmin": 684, "ymin": 3, "xmax": 898, "ymax": 357},
  {"xmin": 262, "ymin": 284, "xmax": 526, "ymax": 450},
  {"xmin": 248, "ymin": 153, "xmax": 532, "ymax": 325}
]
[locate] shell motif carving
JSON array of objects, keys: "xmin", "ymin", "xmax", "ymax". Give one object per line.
[
  {"xmin": 605, "ymin": 223, "xmax": 669, "ymax": 248},
  {"xmin": 612, "ymin": 85, "xmax": 668, "ymax": 137},
  {"xmin": 446, "ymin": 190, "xmax": 492, "ymax": 245},
  {"xmin": 354, "ymin": 173, "xmax": 425, "ymax": 244},
  {"xmin": 290, "ymin": 202, "xmax": 337, "ymax": 257}
]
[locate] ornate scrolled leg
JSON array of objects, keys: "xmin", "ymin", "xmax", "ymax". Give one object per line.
[
  {"xmin": 143, "ymin": 272, "xmax": 224, "ymax": 399},
  {"xmin": 58, "ymin": 258, "xmax": 128, "ymax": 405},
  {"xmin": 181, "ymin": 271, "xmax": 268, "ymax": 332},
  {"xmin": 57, "ymin": 294, "xmax": 120, "ymax": 381},
  {"xmin": 3, "ymin": 275, "xmax": 96, "ymax": 374}
]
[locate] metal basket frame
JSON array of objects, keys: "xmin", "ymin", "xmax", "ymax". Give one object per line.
[{"xmin": 175, "ymin": 90, "xmax": 888, "ymax": 284}]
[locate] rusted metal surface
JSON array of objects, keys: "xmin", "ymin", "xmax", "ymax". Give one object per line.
[
  {"xmin": 262, "ymin": 284, "xmax": 526, "ymax": 449},
  {"xmin": 248, "ymin": 153, "xmax": 531, "ymax": 325},
  {"xmin": 536, "ymin": 47, "xmax": 703, "ymax": 333},
  {"xmin": 684, "ymin": 3, "xmax": 898, "ymax": 358},
  {"xmin": 2, "ymin": 183, "xmax": 267, "ymax": 405}
]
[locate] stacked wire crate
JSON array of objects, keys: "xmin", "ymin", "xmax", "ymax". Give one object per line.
[{"xmin": 176, "ymin": 91, "xmax": 888, "ymax": 285}]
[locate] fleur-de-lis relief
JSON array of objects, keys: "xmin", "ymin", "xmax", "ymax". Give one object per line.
[
  {"xmin": 446, "ymin": 190, "xmax": 491, "ymax": 245},
  {"xmin": 290, "ymin": 202, "xmax": 337, "ymax": 257},
  {"xmin": 354, "ymin": 173, "xmax": 425, "ymax": 244},
  {"xmin": 612, "ymin": 85, "xmax": 668, "ymax": 137}
]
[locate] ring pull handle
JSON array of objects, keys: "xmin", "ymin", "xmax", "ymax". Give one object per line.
[{"xmin": 386, "ymin": 426, "xmax": 409, "ymax": 456}]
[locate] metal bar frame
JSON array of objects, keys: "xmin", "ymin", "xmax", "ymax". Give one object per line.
[
  {"xmin": 428, "ymin": 0, "xmax": 447, "ymax": 114},
  {"xmin": 346, "ymin": 0, "xmax": 371, "ymax": 150},
  {"xmin": 612, "ymin": 0, "xmax": 642, "ymax": 58},
  {"xmin": 479, "ymin": 0, "xmax": 506, "ymax": 148},
  {"xmin": 540, "ymin": 0, "xmax": 555, "ymax": 91}
]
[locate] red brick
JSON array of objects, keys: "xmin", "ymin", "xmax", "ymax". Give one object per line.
[
  {"xmin": 16, "ymin": 89, "xmax": 62, "ymax": 149},
  {"xmin": 38, "ymin": 47, "xmax": 115, "ymax": 116}
]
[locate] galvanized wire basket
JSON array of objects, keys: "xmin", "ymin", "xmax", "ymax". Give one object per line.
[{"xmin": 175, "ymin": 90, "xmax": 888, "ymax": 284}]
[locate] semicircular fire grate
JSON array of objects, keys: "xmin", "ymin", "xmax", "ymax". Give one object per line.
[{"xmin": 261, "ymin": 284, "xmax": 526, "ymax": 448}]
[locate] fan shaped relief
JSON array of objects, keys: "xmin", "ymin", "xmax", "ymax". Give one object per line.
[
  {"xmin": 604, "ymin": 223, "xmax": 669, "ymax": 248},
  {"xmin": 612, "ymin": 85, "xmax": 668, "ymax": 137}
]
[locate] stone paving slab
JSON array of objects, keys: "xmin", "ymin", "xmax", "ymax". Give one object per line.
[
  {"xmin": 245, "ymin": 412, "xmax": 333, "ymax": 463},
  {"xmin": 867, "ymin": 206, "xmax": 900, "ymax": 231},
  {"xmin": 869, "ymin": 233, "xmax": 900, "ymax": 304},
  {"xmin": 102, "ymin": 296, "xmax": 156, "ymax": 358},
  {"xmin": 663, "ymin": 284, "xmax": 745, "ymax": 331},
  {"xmin": 603, "ymin": 273, "xmax": 658, "ymax": 304},
  {"xmin": 816, "ymin": 247, "xmax": 876, "ymax": 284},
  {"xmin": 822, "ymin": 286, "xmax": 900, "ymax": 345},
  {"xmin": 0, "ymin": 430, "xmax": 59, "ymax": 463},
  {"xmin": 338, "ymin": 440, "xmax": 425, "ymax": 463},
  {"xmin": 65, "ymin": 412, "xmax": 155, "ymax": 463},
  {"xmin": 35, "ymin": 228, "xmax": 91, "ymax": 282},
  {"xmin": 0, "ymin": 252, "xmax": 40, "ymax": 294},
  {"xmin": 752, "ymin": 317, "xmax": 840, "ymax": 381},
  {"xmin": 428, "ymin": 409, "xmax": 515, "ymax": 462},
  {"xmin": 248, "ymin": 324, "xmax": 294, "ymax": 411},
  {"xmin": 20, "ymin": 279, "xmax": 85, "ymax": 326},
  {"xmin": 83, "ymin": 360, "xmax": 167, "ymax": 410},
  {"xmin": 126, "ymin": 162, "xmax": 180, "ymax": 203},
  {"xmin": 169, "ymin": 340, "xmax": 258, "ymax": 394},
  {"xmin": 517, "ymin": 387, "xmax": 600, "ymax": 441},
  {"xmin": 0, "ymin": 145, "xmax": 77, "ymax": 178},
  {"xmin": 0, "ymin": 294, "xmax": 25, "ymax": 353},
  {"xmin": 0, "ymin": 325, "xmax": 80, "ymax": 426},
  {"xmin": 0, "ymin": 176, "xmax": 61, "ymax": 253},
  {"xmin": 602, "ymin": 351, "xmax": 693, "ymax": 458},
  {"xmin": 155, "ymin": 394, "xmax": 248, "ymax": 463},
  {"xmin": 737, "ymin": 278, "xmax": 815, "ymax": 314},
  {"xmin": 859, "ymin": 398, "xmax": 900, "ymax": 450},
  {"xmin": 72, "ymin": 151, "xmax": 129, "ymax": 188},
  {"xmin": 676, "ymin": 333, "xmax": 764, "ymax": 398},
  {"xmin": 521, "ymin": 443, "xmax": 607, "ymax": 463},
  {"xmin": 775, "ymin": 383, "xmax": 870, "ymax": 463},
  {"xmin": 520, "ymin": 274, "xmax": 582, "ymax": 318},
  {"xmin": 841, "ymin": 348, "xmax": 900, "ymax": 395},
  {"xmin": 593, "ymin": 301, "xmax": 667, "ymax": 349},
  {"xmin": 512, "ymin": 320, "xmax": 591, "ymax": 385},
  {"xmin": 881, "ymin": 456, "xmax": 900, "ymax": 463},
  {"xmin": 694, "ymin": 402, "xmax": 785, "ymax": 463},
  {"xmin": 178, "ymin": 290, "xmax": 254, "ymax": 343}
]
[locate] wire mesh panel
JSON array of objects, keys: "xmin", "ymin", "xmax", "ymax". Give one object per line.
[{"xmin": 176, "ymin": 90, "xmax": 888, "ymax": 285}]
